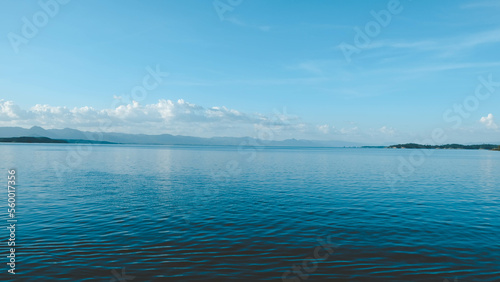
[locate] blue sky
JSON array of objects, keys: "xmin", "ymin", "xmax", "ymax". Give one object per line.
[{"xmin": 1, "ymin": 0, "xmax": 500, "ymax": 144}]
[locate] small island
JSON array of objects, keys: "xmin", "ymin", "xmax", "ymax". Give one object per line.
[
  {"xmin": 388, "ymin": 143, "xmax": 500, "ymax": 150},
  {"xmin": 0, "ymin": 137, "xmax": 69, "ymax": 143}
]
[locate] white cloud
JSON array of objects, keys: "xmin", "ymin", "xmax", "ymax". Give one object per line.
[
  {"xmin": 317, "ymin": 124, "xmax": 331, "ymax": 134},
  {"xmin": 379, "ymin": 126, "xmax": 396, "ymax": 135},
  {"xmin": 366, "ymin": 29, "xmax": 500, "ymax": 59},
  {"xmin": 0, "ymin": 100, "xmax": 25, "ymax": 120},
  {"xmin": 1, "ymin": 99, "xmax": 416, "ymax": 144},
  {"xmin": 340, "ymin": 126, "xmax": 358, "ymax": 134},
  {"xmin": 0, "ymin": 99, "xmax": 318, "ymax": 139},
  {"xmin": 480, "ymin": 113, "xmax": 498, "ymax": 129}
]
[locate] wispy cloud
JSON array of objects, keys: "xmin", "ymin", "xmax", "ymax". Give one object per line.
[
  {"xmin": 379, "ymin": 126, "xmax": 396, "ymax": 135},
  {"xmin": 167, "ymin": 76, "xmax": 330, "ymax": 87},
  {"xmin": 317, "ymin": 124, "xmax": 333, "ymax": 134},
  {"xmin": 461, "ymin": 1, "xmax": 500, "ymax": 9},
  {"xmin": 453, "ymin": 29, "xmax": 500, "ymax": 49},
  {"xmin": 365, "ymin": 28, "xmax": 500, "ymax": 55},
  {"xmin": 225, "ymin": 16, "xmax": 271, "ymax": 31},
  {"xmin": 289, "ymin": 61, "xmax": 325, "ymax": 75},
  {"xmin": 303, "ymin": 23, "xmax": 352, "ymax": 30},
  {"xmin": 402, "ymin": 61, "xmax": 500, "ymax": 73}
]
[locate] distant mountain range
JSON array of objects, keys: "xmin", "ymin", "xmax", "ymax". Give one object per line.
[
  {"xmin": 0, "ymin": 126, "xmax": 363, "ymax": 147},
  {"xmin": 0, "ymin": 136, "xmax": 116, "ymax": 144}
]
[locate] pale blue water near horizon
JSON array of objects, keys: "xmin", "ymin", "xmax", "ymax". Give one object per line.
[{"xmin": 1, "ymin": 144, "xmax": 499, "ymax": 281}]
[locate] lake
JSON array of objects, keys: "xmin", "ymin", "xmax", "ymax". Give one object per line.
[{"xmin": 1, "ymin": 144, "xmax": 499, "ymax": 281}]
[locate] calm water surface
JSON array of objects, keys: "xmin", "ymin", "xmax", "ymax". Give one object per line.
[{"xmin": 0, "ymin": 144, "xmax": 499, "ymax": 281}]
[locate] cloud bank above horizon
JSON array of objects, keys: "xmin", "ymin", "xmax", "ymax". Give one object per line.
[
  {"xmin": 0, "ymin": 99, "xmax": 405, "ymax": 143},
  {"xmin": 1, "ymin": 99, "xmax": 499, "ymax": 144}
]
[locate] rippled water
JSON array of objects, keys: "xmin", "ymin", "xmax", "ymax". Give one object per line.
[{"xmin": 0, "ymin": 144, "xmax": 499, "ymax": 281}]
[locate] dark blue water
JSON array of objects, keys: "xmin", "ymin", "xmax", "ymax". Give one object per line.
[{"xmin": 1, "ymin": 144, "xmax": 499, "ymax": 281}]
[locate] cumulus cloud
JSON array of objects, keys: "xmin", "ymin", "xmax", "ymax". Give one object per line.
[
  {"xmin": 0, "ymin": 99, "xmax": 311, "ymax": 138},
  {"xmin": 0, "ymin": 99, "xmax": 402, "ymax": 143},
  {"xmin": 480, "ymin": 113, "xmax": 498, "ymax": 129},
  {"xmin": 0, "ymin": 100, "xmax": 25, "ymax": 120}
]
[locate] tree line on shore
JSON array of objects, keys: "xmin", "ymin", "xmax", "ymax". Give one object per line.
[{"xmin": 388, "ymin": 143, "xmax": 500, "ymax": 150}]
